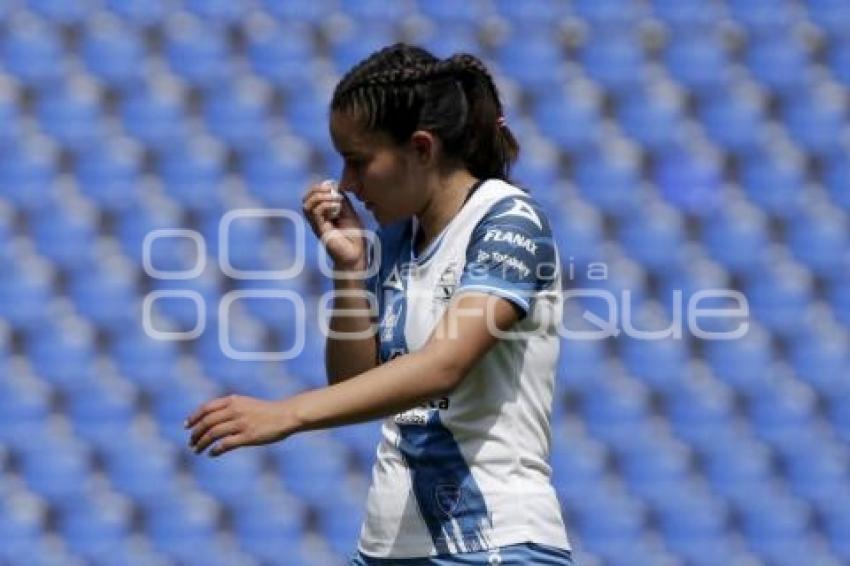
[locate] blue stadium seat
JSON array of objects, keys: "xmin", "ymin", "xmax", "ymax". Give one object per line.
[
  {"xmin": 746, "ymin": 35, "xmax": 810, "ymax": 95},
  {"xmin": 1, "ymin": 17, "xmax": 64, "ymax": 87},
  {"xmin": 0, "ymin": 492, "xmax": 50, "ymax": 564},
  {"xmin": 101, "ymin": 431, "xmax": 180, "ymax": 501},
  {"xmin": 745, "ymin": 261, "xmax": 814, "ymax": 337},
  {"xmin": 111, "ymin": 326, "xmax": 181, "ymax": 395},
  {"xmin": 785, "ymin": 443, "xmax": 850, "ymax": 505},
  {"xmin": 68, "ymin": 258, "xmax": 139, "ymax": 330},
  {"xmin": 698, "ymin": 88, "xmax": 766, "ymax": 154},
  {"xmin": 0, "ymin": 374, "xmax": 52, "ymax": 448},
  {"xmin": 496, "ymin": 33, "xmax": 567, "ymax": 93},
  {"xmin": 199, "ymin": 207, "xmax": 266, "ymax": 274},
  {"xmin": 284, "ymin": 93, "xmax": 332, "ymax": 147},
  {"xmin": 828, "ymin": 273, "xmax": 850, "ymax": 327},
  {"xmin": 0, "ymin": 91, "xmax": 24, "ymax": 150},
  {"xmin": 556, "ymin": 334, "xmax": 609, "ymax": 393},
  {"xmin": 151, "ymin": 373, "xmax": 224, "ymax": 445},
  {"xmin": 339, "ymin": 0, "xmax": 408, "ymax": 24},
  {"xmin": 185, "ymin": 0, "xmax": 250, "ymax": 24},
  {"xmin": 239, "ymin": 140, "xmax": 312, "ymax": 209},
  {"xmin": 204, "ymin": 80, "xmax": 271, "ymax": 148},
  {"xmin": 824, "ymin": 149, "xmax": 850, "ymax": 212},
  {"xmin": 618, "ymin": 200, "xmax": 685, "ymax": 271},
  {"xmin": 164, "ymin": 17, "xmax": 231, "ymax": 89},
  {"xmin": 702, "ymin": 439, "xmax": 775, "ymax": 501},
  {"xmin": 572, "ymin": 492, "xmax": 647, "ymax": 557},
  {"xmin": 149, "ymin": 268, "xmax": 221, "ymax": 334},
  {"xmin": 19, "ymin": 433, "xmax": 93, "ymax": 503},
  {"xmin": 494, "ymin": 0, "xmax": 570, "ymax": 29},
  {"xmin": 330, "ymin": 421, "xmax": 383, "ymax": 478},
  {"xmin": 245, "ymin": 21, "xmax": 317, "ymax": 92},
  {"xmin": 81, "ymin": 18, "xmax": 146, "ymax": 90},
  {"xmin": 27, "ymin": 317, "xmax": 97, "ymax": 393},
  {"xmin": 0, "ymin": 255, "xmax": 55, "ymax": 330},
  {"xmin": 650, "ymin": 0, "xmax": 722, "ymax": 32},
  {"xmin": 787, "ymin": 204, "xmax": 848, "ymax": 278},
  {"xmin": 580, "ymin": 33, "xmax": 646, "ymax": 94},
  {"xmin": 828, "ymin": 38, "xmax": 850, "ymax": 87},
  {"xmin": 575, "ymin": 148, "xmax": 642, "ymax": 217},
  {"xmin": 728, "ymin": 0, "xmax": 797, "ymax": 36},
  {"xmin": 657, "ymin": 490, "xmax": 730, "ymax": 557},
  {"xmin": 260, "ymin": 0, "xmax": 335, "ymax": 24},
  {"xmin": 581, "ymin": 377, "xmax": 651, "ymax": 445},
  {"xmin": 655, "ymin": 147, "xmax": 723, "ymax": 215},
  {"xmin": 116, "ymin": 193, "xmax": 184, "ymax": 261},
  {"xmin": 230, "ymin": 489, "xmax": 309, "ymax": 564},
  {"xmin": 619, "ymin": 437, "xmax": 693, "ymax": 501},
  {"xmin": 701, "ymin": 199, "xmax": 771, "ymax": 275},
  {"xmin": 572, "ymin": 0, "xmax": 642, "ymax": 30},
  {"xmin": 739, "ymin": 149, "xmax": 806, "ymax": 218},
  {"xmin": 316, "ymin": 485, "xmax": 367, "ymax": 556},
  {"xmin": 120, "ymin": 86, "xmax": 189, "ymax": 150},
  {"xmin": 666, "ymin": 377, "xmax": 737, "ymax": 444},
  {"xmin": 329, "ymin": 24, "xmax": 398, "ymax": 76},
  {"xmin": 57, "ymin": 491, "xmax": 132, "ymax": 559},
  {"xmin": 75, "ymin": 139, "xmax": 142, "ymax": 212},
  {"xmin": 106, "ymin": 0, "xmax": 167, "ymax": 27},
  {"xmin": 750, "ymin": 380, "xmax": 817, "ymax": 445},
  {"xmin": 270, "ymin": 433, "xmax": 350, "ymax": 507},
  {"xmin": 790, "ymin": 326, "xmax": 850, "ymax": 396},
  {"xmin": 703, "ymin": 325, "xmax": 775, "ymax": 394},
  {"xmin": 615, "ymin": 84, "xmax": 685, "ymax": 152},
  {"xmin": 621, "ymin": 332, "xmax": 689, "ymax": 391},
  {"xmin": 144, "ymin": 492, "xmax": 220, "ymax": 558},
  {"xmin": 739, "ymin": 494, "xmax": 813, "ymax": 556},
  {"xmin": 663, "ymin": 32, "xmax": 731, "ymax": 93},
  {"xmin": 411, "ymin": 24, "xmax": 484, "ymax": 60},
  {"xmin": 550, "ymin": 435, "xmax": 610, "ymax": 501},
  {"xmin": 30, "ymin": 197, "xmax": 99, "ymax": 270},
  {"xmin": 29, "ymin": 0, "xmax": 93, "ymax": 25},
  {"xmin": 191, "ymin": 448, "xmax": 265, "ymax": 504},
  {"xmin": 808, "ymin": 0, "xmax": 850, "ymax": 39},
  {"xmin": 0, "ymin": 140, "xmax": 57, "ymax": 211},
  {"xmin": 67, "ymin": 375, "xmax": 138, "ymax": 448},
  {"xmin": 158, "ymin": 137, "xmax": 226, "ymax": 211},
  {"xmin": 783, "ymin": 89, "xmax": 847, "ymax": 155},
  {"xmin": 533, "ymin": 88, "xmax": 603, "ymax": 151},
  {"xmin": 425, "ymin": 0, "xmax": 497, "ymax": 26},
  {"xmin": 549, "ymin": 197, "xmax": 605, "ymax": 267}
]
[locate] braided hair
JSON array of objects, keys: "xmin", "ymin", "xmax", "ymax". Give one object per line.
[{"xmin": 330, "ymin": 43, "xmax": 519, "ymax": 181}]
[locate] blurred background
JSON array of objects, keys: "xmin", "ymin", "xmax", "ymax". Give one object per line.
[{"xmin": 0, "ymin": 0, "xmax": 849, "ymax": 564}]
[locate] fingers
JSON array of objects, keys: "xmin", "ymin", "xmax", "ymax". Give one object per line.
[
  {"xmin": 210, "ymin": 435, "xmax": 245, "ymax": 457},
  {"xmin": 193, "ymin": 420, "xmax": 241, "ymax": 455},
  {"xmin": 184, "ymin": 396, "xmax": 230, "ymax": 429},
  {"xmin": 189, "ymin": 406, "xmax": 235, "ymax": 447}
]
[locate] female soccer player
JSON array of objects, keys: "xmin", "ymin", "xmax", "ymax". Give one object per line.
[{"xmin": 186, "ymin": 43, "xmax": 572, "ymax": 565}]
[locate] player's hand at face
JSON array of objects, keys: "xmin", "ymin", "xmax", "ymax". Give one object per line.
[
  {"xmin": 185, "ymin": 394, "xmax": 300, "ymax": 457},
  {"xmin": 302, "ymin": 179, "xmax": 368, "ymax": 271}
]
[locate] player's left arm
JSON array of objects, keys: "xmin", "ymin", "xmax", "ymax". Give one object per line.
[
  {"xmin": 186, "ymin": 195, "xmax": 555, "ymax": 456},
  {"xmin": 185, "ymin": 293, "xmax": 518, "ymax": 456}
]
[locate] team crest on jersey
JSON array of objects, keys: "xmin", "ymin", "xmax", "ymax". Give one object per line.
[
  {"xmin": 434, "ymin": 262, "xmax": 459, "ymax": 301},
  {"xmin": 435, "ymin": 483, "xmax": 463, "ymax": 516},
  {"xmin": 383, "ymin": 265, "xmax": 404, "ymax": 291},
  {"xmin": 493, "ymin": 199, "xmax": 542, "ymax": 230}
]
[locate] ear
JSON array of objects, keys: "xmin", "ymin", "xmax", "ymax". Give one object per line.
[{"xmin": 409, "ymin": 130, "xmax": 436, "ymax": 164}]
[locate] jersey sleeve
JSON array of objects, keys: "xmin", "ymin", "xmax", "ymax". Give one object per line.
[{"xmin": 457, "ymin": 196, "xmax": 558, "ymax": 315}]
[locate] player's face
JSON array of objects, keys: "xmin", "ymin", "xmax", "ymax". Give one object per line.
[{"xmin": 330, "ymin": 110, "xmax": 423, "ymax": 225}]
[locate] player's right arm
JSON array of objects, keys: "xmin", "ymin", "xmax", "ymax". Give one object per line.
[{"xmin": 302, "ymin": 181, "xmax": 378, "ymax": 385}]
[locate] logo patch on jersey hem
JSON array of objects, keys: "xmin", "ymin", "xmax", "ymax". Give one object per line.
[
  {"xmin": 435, "ymin": 483, "xmax": 463, "ymax": 516},
  {"xmin": 434, "ymin": 262, "xmax": 459, "ymax": 301}
]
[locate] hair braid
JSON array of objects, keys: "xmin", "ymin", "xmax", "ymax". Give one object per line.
[{"xmin": 330, "ymin": 43, "xmax": 518, "ymax": 181}]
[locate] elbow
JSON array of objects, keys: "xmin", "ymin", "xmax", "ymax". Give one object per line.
[{"xmin": 425, "ymin": 352, "xmax": 468, "ymax": 396}]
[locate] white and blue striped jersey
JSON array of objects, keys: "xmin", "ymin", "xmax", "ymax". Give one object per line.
[{"xmin": 357, "ymin": 179, "xmax": 570, "ymax": 558}]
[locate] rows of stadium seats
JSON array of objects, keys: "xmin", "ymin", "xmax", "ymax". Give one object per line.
[{"xmin": 1, "ymin": 1, "xmax": 849, "ymax": 565}]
